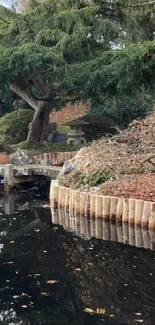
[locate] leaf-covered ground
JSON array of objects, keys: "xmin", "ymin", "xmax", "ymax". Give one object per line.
[
  {"xmin": 65, "ymin": 111, "xmax": 155, "ymax": 201},
  {"xmin": 98, "ymin": 173, "xmax": 155, "ymax": 202}
]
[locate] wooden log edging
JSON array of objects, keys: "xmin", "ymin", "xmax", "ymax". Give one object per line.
[
  {"xmin": 33, "ymin": 151, "xmax": 77, "ymax": 166},
  {"xmin": 49, "ymin": 181, "xmax": 155, "ymax": 230},
  {"xmin": 51, "ymin": 208, "xmax": 155, "ymax": 250}
]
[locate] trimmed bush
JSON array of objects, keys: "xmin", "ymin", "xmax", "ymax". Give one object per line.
[
  {"xmin": 82, "ymin": 114, "xmax": 117, "ymax": 141},
  {"xmin": 0, "ymin": 109, "xmax": 34, "ymax": 144}
]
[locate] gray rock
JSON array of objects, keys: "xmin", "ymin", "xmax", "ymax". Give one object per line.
[
  {"xmin": 57, "ymin": 148, "xmax": 86, "ymax": 184},
  {"xmin": 57, "ymin": 158, "xmax": 76, "ymax": 184},
  {"xmin": 10, "ymin": 149, "xmax": 32, "ymax": 166}
]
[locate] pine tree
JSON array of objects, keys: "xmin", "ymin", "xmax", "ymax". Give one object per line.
[{"xmin": 0, "ymin": 0, "xmax": 123, "ymax": 142}]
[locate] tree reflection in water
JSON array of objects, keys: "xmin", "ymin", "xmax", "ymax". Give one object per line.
[{"xmin": 0, "ymin": 193, "xmax": 155, "ymax": 325}]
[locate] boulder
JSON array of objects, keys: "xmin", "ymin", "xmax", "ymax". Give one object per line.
[
  {"xmin": 10, "ymin": 149, "xmax": 32, "ymax": 166},
  {"xmin": 57, "ymin": 148, "xmax": 85, "ymax": 185}
]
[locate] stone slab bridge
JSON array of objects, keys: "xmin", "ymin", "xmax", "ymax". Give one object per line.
[{"xmin": 0, "ymin": 164, "xmax": 62, "ymax": 191}]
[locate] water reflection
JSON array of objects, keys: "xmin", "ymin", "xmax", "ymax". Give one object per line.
[
  {"xmin": 0, "ymin": 191, "xmax": 155, "ymax": 324},
  {"xmin": 51, "ymin": 208, "xmax": 155, "ymax": 251}
]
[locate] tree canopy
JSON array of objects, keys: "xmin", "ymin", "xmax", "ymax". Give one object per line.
[{"xmin": 1, "ymin": 0, "xmax": 155, "ymax": 141}]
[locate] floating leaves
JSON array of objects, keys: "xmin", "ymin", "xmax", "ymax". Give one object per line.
[
  {"xmin": 41, "ymin": 292, "xmax": 49, "ymax": 296},
  {"xmin": 134, "ymin": 320, "xmax": 144, "ymax": 323},
  {"xmin": 5, "ymin": 261, "xmax": 13, "ymax": 265},
  {"xmin": 135, "ymin": 313, "xmax": 142, "ymax": 316},
  {"xmin": 12, "ymin": 295, "xmax": 19, "ymax": 299},
  {"xmin": 84, "ymin": 308, "xmax": 105, "ymax": 315},
  {"xmin": 84, "ymin": 308, "xmax": 96, "ymax": 314},
  {"xmin": 46, "ymin": 280, "xmax": 59, "ymax": 284},
  {"xmin": 21, "ymin": 305, "xmax": 28, "ymax": 309}
]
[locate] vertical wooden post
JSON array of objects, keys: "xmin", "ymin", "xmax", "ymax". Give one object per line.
[
  {"xmin": 142, "ymin": 201, "xmax": 151, "ymax": 229},
  {"xmin": 51, "ymin": 208, "xmax": 59, "ymax": 225},
  {"xmin": 4, "ymin": 164, "xmax": 14, "ymax": 192},
  {"xmin": 110, "ymin": 197, "xmax": 118, "ymax": 241},
  {"xmin": 128, "ymin": 199, "xmax": 135, "ymax": 225},
  {"xmin": 90, "ymin": 194, "xmax": 96, "ymax": 218},
  {"xmin": 110, "ymin": 197, "xmax": 118, "ymax": 223},
  {"xmin": 95, "ymin": 196, "xmax": 103, "ymax": 218},
  {"xmin": 116, "ymin": 198, "xmax": 123, "ymax": 223},
  {"xmin": 49, "ymin": 180, "xmax": 59, "ymax": 209},
  {"xmin": 122, "ymin": 198, "xmax": 129, "ymax": 223},
  {"xmin": 90, "ymin": 194, "xmax": 96, "ymax": 237},
  {"xmin": 149, "ymin": 203, "xmax": 155, "ymax": 231},
  {"xmin": 102, "ymin": 196, "xmax": 110, "ymax": 220},
  {"xmin": 58, "ymin": 186, "xmax": 66, "ymax": 209},
  {"xmin": 135, "ymin": 200, "xmax": 144, "ymax": 227}
]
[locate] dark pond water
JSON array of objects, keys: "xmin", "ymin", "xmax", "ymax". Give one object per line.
[{"xmin": 0, "ymin": 184, "xmax": 155, "ymax": 325}]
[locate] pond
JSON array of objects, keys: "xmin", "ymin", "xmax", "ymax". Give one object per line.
[{"xmin": 0, "ymin": 184, "xmax": 155, "ymax": 325}]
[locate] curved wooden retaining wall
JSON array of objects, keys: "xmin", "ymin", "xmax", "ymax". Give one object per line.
[
  {"xmin": 33, "ymin": 151, "xmax": 77, "ymax": 166},
  {"xmin": 51, "ymin": 208, "xmax": 155, "ymax": 251},
  {"xmin": 50, "ymin": 181, "xmax": 155, "ymax": 231}
]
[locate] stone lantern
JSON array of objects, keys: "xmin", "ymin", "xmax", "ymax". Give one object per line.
[{"xmin": 65, "ymin": 118, "xmax": 88, "ymax": 146}]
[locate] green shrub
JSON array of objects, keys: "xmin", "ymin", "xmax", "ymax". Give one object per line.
[
  {"xmin": 12, "ymin": 140, "xmax": 80, "ymax": 155},
  {"xmin": 0, "ymin": 109, "xmax": 34, "ymax": 144},
  {"xmin": 74, "ymin": 169, "xmax": 115, "ymax": 188}
]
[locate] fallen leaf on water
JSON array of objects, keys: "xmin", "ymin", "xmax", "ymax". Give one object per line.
[
  {"xmin": 46, "ymin": 280, "xmax": 59, "ymax": 284},
  {"xmin": 6, "ymin": 261, "xmax": 13, "ymax": 264},
  {"xmin": 13, "ymin": 295, "xmax": 19, "ymax": 299},
  {"xmin": 21, "ymin": 305, "xmax": 28, "ymax": 309},
  {"xmin": 96, "ymin": 308, "xmax": 105, "ymax": 315},
  {"xmin": 134, "ymin": 320, "xmax": 144, "ymax": 323},
  {"xmin": 10, "ymin": 240, "xmax": 15, "ymax": 244},
  {"xmin": 84, "ymin": 307, "xmax": 106, "ymax": 315},
  {"xmin": 41, "ymin": 292, "xmax": 49, "ymax": 296},
  {"xmin": 84, "ymin": 308, "xmax": 96, "ymax": 314},
  {"xmin": 135, "ymin": 313, "xmax": 142, "ymax": 316}
]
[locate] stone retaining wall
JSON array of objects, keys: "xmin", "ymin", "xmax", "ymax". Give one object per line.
[
  {"xmin": 33, "ymin": 151, "xmax": 77, "ymax": 166},
  {"xmin": 50, "ymin": 181, "xmax": 155, "ymax": 230}
]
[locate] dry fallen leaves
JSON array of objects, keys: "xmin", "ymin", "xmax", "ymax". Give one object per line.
[{"xmin": 64, "ymin": 111, "xmax": 155, "ymax": 201}]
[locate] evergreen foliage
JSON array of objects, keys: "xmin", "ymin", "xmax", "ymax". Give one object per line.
[
  {"xmin": 0, "ymin": 0, "xmax": 155, "ymax": 139},
  {"xmin": 0, "ymin": 108, "xmax": 34, "ymax": 143}
]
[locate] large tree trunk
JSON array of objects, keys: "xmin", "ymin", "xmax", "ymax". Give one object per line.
[
  {"xmin": 27, "ymin": 101, "xmax": 51, "ymax": 143},
  {"xmin": 11, "ymin": 81, "xmax": 53, "ymax": 143}
]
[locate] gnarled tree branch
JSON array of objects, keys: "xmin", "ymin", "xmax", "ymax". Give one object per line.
[{"xmin": 10, "ymin": 82, "xmax": 39, "ymax": 111}]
